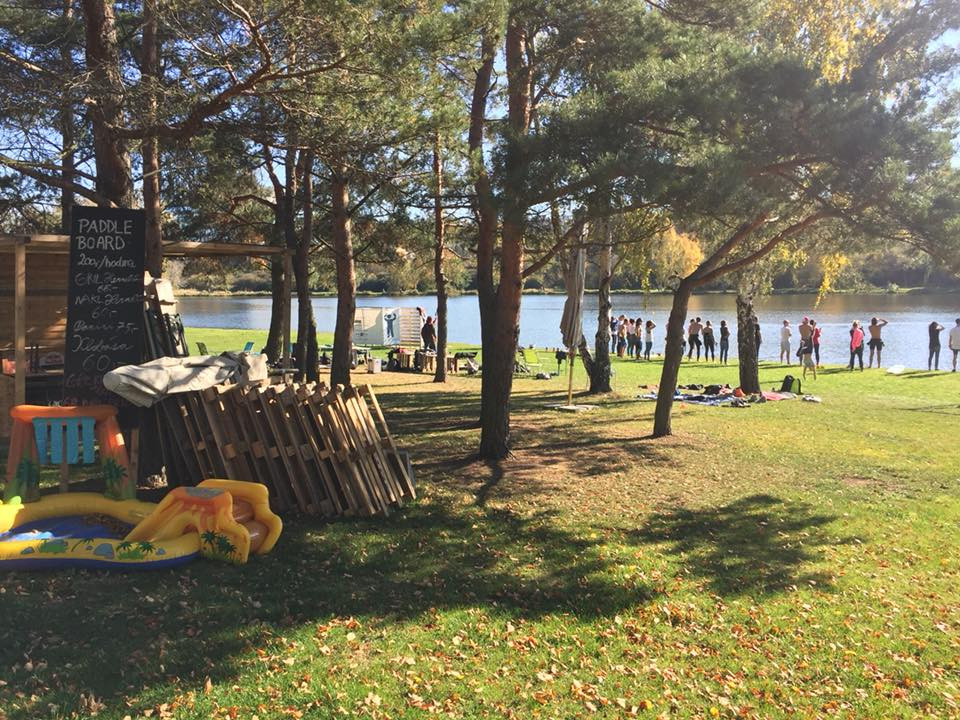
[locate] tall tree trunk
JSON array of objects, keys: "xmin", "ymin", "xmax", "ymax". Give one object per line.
[
  {"xmin": 652, "ymin": 279, "xmax": 693, "ymax": 437},
  {"xmin": 265, "ymin": 147, "xmax": 298, "ymax": 362},
  {"xmin": 736, "ymin": 291, "xmax": 760, "ymax": 393},
  {"xmin": 588, "ymin": 218, "xmax": 613, "ymax": 393},
  {"xmin": 432, "ymin": 133, "xmax": 448, "ymax": 383},
  {"xmin": 265, "ymin": 248, "xmax": 285, "ymax": 359},
  {"xmin": 59, "ymin": 0, "xmax": 75, "ymax": 233},
  {"xmin": 470, "ymin": 32, "xmax": 497, "ymax": 425},
  {"xmin": 141, "ymin": 0, "xmax": 162, "ymax": 276},
  {"xmin": 478, "ymin": 18, "xmax": 531, "ymax": 460},
  {"xmin": 295, "ymin": 151, "xmax": 318, "ymax": 381},
  {"xmin": 81, "ymin": 0, "xmax": 133, "ymax": 207},
  {"xmin": 330, "ymin": 161, "xmax": 355, "ymax": 388}
]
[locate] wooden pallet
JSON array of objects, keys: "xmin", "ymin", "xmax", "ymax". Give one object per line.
[{"xmin": 156, "ymin": 380, "xmax": 413, "ymax": 517}]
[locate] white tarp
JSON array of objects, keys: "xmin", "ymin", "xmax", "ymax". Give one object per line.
[{"xmin": 103, "ymin": 352, "xmax": 268, "ymax": 407}]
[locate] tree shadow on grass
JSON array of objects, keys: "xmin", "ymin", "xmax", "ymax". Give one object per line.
[
  {"xmin": 628, "ymin": 494, "xmax": 856, "ymax": 597},
  {"xmin": 0, "ymin": 497, "xmax": 654, "ymax": 720}
]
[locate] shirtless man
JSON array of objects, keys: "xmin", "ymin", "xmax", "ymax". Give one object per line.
[
  {"xmin": 687, "ymin": 317, "xmax": 703, "ymax": 361},
  {"xmin": 867, "ymin": 317, "xmax": 889, "ymax": 368}
]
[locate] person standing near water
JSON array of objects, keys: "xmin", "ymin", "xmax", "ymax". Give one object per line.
[
  {"xmin": 928, "ymin": 321, "xmax": 944, "ymax": 371},
  {"xmin": 754, "ymin": 316, "xmax": 762, "ymax": 361},
  {"xmin": 687, "ymin": 317, "xmax": 702, "ymax": 360},
  {"xmin": 421, "ymin": 316, "xmax": 437, "ymax": 352},
  {"xmin": 849, "ymin": 320, "xmax": 865, "ymax": 371},
  {"xmin": 950, "ymin": 318, "xmax": 960, "ymax": 372},
  {"xmin": 610, "ymin": 316, "xmax": 618, "ymax": 353},
  {"xmin": 811, "ymin": 319, "xmax": 822, "ymax": 367},
  {"xmin": 779, "ymin": 320, "xmax": 793, "ymax": 365},
  {"xmin": 702, "ymin": 320, "xmax": 716, "ymax": 361},
  {"xmin": 867, "ymin": 317, "xmax": 889, "ymax": 368},
  {"xmin": 644, "ymin": 320, "xmax": 655, "ymax": 360},
  {"xmin": 718, "ymin": 320, "xmax": 730, "ymax": 364},
  {"xmin": 800, "ymin": 334, "xmax": 817, "ymax": 380}
]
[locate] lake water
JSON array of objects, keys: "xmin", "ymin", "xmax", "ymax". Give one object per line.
[{"xmin": 178, "ymin": 292, "xmax": 960, "ymax": 369}]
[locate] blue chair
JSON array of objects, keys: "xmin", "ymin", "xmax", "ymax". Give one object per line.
[
  {"xmin": 242, "ymin": 341, "xmax": 255, "ymax": 353},
  {"xmin": 32, "ymin": 416, "xmax": 97, "ymax": 493}
]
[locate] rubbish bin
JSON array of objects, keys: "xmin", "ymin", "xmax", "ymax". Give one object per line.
[{"xmin": 366, "ymin": 358, "xmax": 382, "ymax": 374}]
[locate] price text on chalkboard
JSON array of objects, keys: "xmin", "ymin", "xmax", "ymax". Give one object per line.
[{"xmin": 64, "ymin": 206, "xmax": 145, "ymax": 408}]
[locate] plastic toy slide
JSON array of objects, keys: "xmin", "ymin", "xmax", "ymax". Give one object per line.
[{"xmin": 0, "ymin": 480, "xmax": 281, "ymax": 571}]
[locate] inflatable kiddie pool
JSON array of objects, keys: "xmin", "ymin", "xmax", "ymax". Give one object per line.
[{"xmin": 0, "ymin": 480, "xmax": 281, "ymax": 571}]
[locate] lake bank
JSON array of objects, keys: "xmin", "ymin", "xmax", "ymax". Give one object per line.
[{"xmin": 178, "ymin": 292, "xmax": 960, "ymax": 370}]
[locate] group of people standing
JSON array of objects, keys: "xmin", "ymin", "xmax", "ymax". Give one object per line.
[
  {"xmin": 776, "ymin": 317, "xmax": 823, "ymax": 378},
  {"xmin": 605, "ymin": 311, "xmax": 960, "ymax": 372},
  {"xmin": 610, "ymin": 316, "xmax": 657, "ymax": 360},
  {"xmin": 928, "ymin": 318, "xmax": 960, "ymax": 372},
  {"xmin": 684, "ymin": 317, "xmax": 732, "ymax": 364}
]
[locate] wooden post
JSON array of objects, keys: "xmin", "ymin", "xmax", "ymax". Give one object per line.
[{"xmin": 14, "ymin": 238, "xmax": 26, "ymax": 406}]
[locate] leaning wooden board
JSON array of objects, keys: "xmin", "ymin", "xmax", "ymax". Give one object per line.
[{"xmin": 156, "ymin": 380, "xmax": 413, "ymax": 517}]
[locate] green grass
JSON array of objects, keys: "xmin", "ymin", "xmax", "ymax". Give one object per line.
[{"xmin": 1, "ymin": 328, "xmax": 959, "ymax": 719}]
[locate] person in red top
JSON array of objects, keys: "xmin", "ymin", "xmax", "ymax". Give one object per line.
[
  {"xmin": 848, "ymin": 320, "xmax": 865, "ymax": 371},
  {"xmin": 810, "ymin": 319, "xmax": 822, "ymax": 367}
]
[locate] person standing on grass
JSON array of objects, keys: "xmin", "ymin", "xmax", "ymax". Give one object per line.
[
  {"xmin": 849, "ymin": 320, "xmax": 865, "ymax": 371},
  {"xmin": 421, "ymin": 316, "xmax": 437, "ymax": 352},
  {"xmin": 950, "ymin": 318, "xmax": 960, "ymax": 372},
  {"xmin": 811, "ymin": 319, "xmax": 822, "ymax": 367},
  {"xmin": 928, "ymin": 321, "xmax": 944, "ymax": 371},
  {"xmin": 867, "ymin": 317, "xmax": 889, "ymax": 368},
  {"xmin": 610, "ymin": 316, "xmax": 618, "ymax": 353},
  {"xmin": 798, "ymin": 316, "xmax": 812, "ymax": 344},
  {"xmin": 644, "ymin": 319, "xmax": 655, "ymax": 360},
  {"xmin": 718, "ymin": 320, "xmax": 731, "ymax": 364},
  {"xmin": 702, "ymin": 320, "xmax": 716, "ymax": 362},
  {"xmin": 779, "ymin": 320, "xmax": 793, "ymax": 365},
  {"xmin": 800, "ymin": 334, "xmax": 817, "ymax": 380},
  {"xmin": 754, "ymin": 316, "xmax": 762, "ymax": 361},
  {"xmin": 687, "ymin": 317, "xmax": 702, "ymax": 360},
  {"xmin": 617, "ymin": 317, "xmax": 628, "ymax": 357}
]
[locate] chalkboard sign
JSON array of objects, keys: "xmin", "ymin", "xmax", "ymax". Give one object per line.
[{"xmin": 63, "ymin": 206, "xmax": 145, "ymax": 410}]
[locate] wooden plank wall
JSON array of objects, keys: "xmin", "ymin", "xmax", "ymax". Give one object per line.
[{"xmin": 0, "ymin": 252, "xmax": 69, "ymax": 352}]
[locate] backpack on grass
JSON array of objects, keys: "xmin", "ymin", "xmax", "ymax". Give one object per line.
[{"xmin": 777, "ymin": 375, "xmax": 801, "ymax": 394}]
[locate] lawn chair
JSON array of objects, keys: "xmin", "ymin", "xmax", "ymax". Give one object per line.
[
  {"xmin": 196, "ymin": 341, "xmax": 209, "ymax": 355},
  {"xmin": 520, "ymin": 347, "xmax": 543, "ymax": 374},
  {"xmin": 242, "ymin": 341, "xmax": 255, "ymax": 353}
]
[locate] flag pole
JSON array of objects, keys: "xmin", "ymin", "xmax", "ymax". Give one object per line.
[{"xmin": 567, "ymin": 348, "xmax": 575, "ymax": 407}]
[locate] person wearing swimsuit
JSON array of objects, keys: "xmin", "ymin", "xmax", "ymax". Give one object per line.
[
  {"xmin": 867, "ymin": 317, "xmax": 888, "ymax": 368},
  {"xmin": 687, "ymin": 317, "xmax": 702, "ymax": 361}
]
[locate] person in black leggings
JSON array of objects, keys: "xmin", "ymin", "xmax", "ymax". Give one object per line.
[
  {"xmin": 719, "ymin": 320, "xmax": 730, "ymax": 364},
  {"xmin": 687, "ymin": 317, "xmax": 702, "ymax": 360},
  {"xmin": 702, "ymin": 320, "xmax": 716, "ymax": 361}
]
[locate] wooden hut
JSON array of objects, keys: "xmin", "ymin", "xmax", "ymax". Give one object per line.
[{"xmin": 0, "ymin": 234, "xmax": 291, "ymax": 438}]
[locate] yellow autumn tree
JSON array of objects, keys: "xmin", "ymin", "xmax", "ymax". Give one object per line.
[{"xmin": 765, "ymin": 0, "xmax": 907, "ymax": 82}]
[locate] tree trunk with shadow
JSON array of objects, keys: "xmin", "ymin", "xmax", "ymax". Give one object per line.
[
  {"xmin": 736, "ymin": 291, "xmax": 760, "ymax": 393},
  {"xmin": 330, "ymin": 161, "xmax": 355, "ymax": 388},
  {"xmin": 432, "ymin": 134, "xmax": 448, "ymax": 383},
  {"xmin": 652, "ymin": 280, "xmax": 693, "ymax": 437}
]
